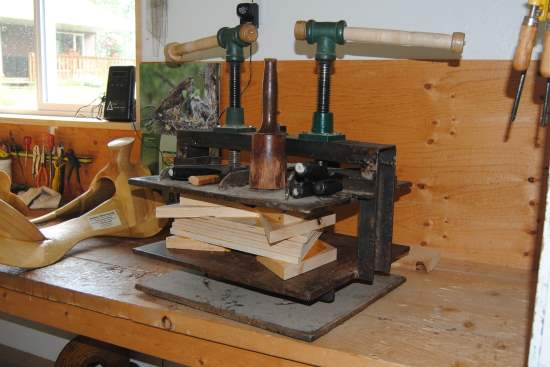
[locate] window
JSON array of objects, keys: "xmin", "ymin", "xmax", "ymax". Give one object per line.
[{"xmin": 0, "ymin": 0, "xmax": 135, "ymax": 116}]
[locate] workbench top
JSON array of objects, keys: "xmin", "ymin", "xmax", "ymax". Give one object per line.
[{"xmin": 0, "ymin": 235, "xmax": 532, "ymax": 367}]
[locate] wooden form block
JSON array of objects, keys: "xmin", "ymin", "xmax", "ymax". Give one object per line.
[
  {"xmin": 257, "ymin": 240, "xmax": 337, "ymax": 280},
  {"xmin": 156, "ymin": 203, "xmax": 258, "ymax": 219},
  {"xmin": 256, "ymin": 208, "xmax": 303, "ymax": 225},
  {"xmin": 188, "ymin": 175, "xmax": 220, "ymax": 186},
  {"xmin": 393, "ymin": 245, "xmax": 440, "ymax": 272},
  {"xmin": 259, "ymin": 213, "xmax": 336, "ymax": 244},
  {"xmin": 171, "ymin": 217, "xmax": 320, "ymax": 264},
  {"xmin": 165, "ymin": 235, "xmax": 229, "ymax": 252},
  {"xmin": 179, "ymin": 197, "xmax": 220, "ymax": 206}
]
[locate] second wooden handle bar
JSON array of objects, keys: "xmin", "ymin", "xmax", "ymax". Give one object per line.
[
  {"xmin": 165, "ymin": 35, "xmax": 219, "ymax": 62},
  {"xmin": 165, "ymin": 24, "xmax": 258, "ymax": 62},
  {"xmin": 343, "ymin": 27, "xmax": 465, "ymax": 53}
]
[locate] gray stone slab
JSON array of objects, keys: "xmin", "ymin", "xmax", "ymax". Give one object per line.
[{"xmin": 136, "ymin": 270, "xmax": 405, "ymax": 341}]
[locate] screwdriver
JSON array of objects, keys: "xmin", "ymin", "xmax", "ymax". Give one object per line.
[
  {"xmin": 510, "ymin": 1, "xmax": 542, "ymax": 123},
  {"xmin": 541, "ymin": 20, "xmax": 550, "ymax": 126},
  {"xmin": 23, "ymin": 136, "xmax": 32, "ymax": 168},
  {"xmin": 46, "ymin": 134, "xmax": 55, "ymax": 186}
]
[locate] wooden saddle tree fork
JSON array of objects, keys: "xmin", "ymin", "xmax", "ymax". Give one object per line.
[
  {"xmin": 0, "ymin": 171, "xmax": 28, "ymax": 215},
  {"xmin": 0, "ymin": 137, "xmax": 167, "ymax": 269}
]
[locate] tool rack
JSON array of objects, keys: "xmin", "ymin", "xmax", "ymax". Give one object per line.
[{"xmin": 130, "ymin": 129, "xmax": 411, "ymax": 304}]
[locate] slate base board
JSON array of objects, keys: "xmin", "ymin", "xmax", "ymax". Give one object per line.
[{"xmin": 136, "ymin": 270, "xmax": 405, "ymax": 341}]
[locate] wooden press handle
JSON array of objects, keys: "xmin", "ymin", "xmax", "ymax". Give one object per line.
[
  {"xmin": 164, "ymin": 24, "xmax": 258, "ymax": 62},
  {"xmin": 165, "ymin": 35, "xmax": 219, "ymax": 62},
  {"xmin": 260, "ymin": 58, "xmax": 279, "ymax": 133},
  {"xmin": 343, "ymin": 27, "xmax": 465, "ymax": 53},
  {"xmin": 513, "ymin": 25, "xmax": 538, "ymax": 72},
  {"xmin": 541, "ymin": 32, "xmax": 550, "ymax": 78},
  {"xmin": 188, "ymin": 175, "xmax": 220, "ymax": 186}
]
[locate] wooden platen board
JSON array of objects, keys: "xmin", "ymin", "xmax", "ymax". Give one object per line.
[{"xmin": 1, "ymin": 60, "xmax": 546, "ymax": 269}]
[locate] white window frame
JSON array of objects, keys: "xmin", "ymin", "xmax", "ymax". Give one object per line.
[
  {"xmin": 56, "ymin": 31, "xmax": 86, "ymax": 54},
  {"xmin": 0, "ymin": 0, "xmax": 135, "ymax": 117}
]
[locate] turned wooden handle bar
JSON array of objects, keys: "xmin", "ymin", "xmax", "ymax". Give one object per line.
[
  {"xmin": 164, "ymin": 24, "xmax": 258, "ymax": 62},
  {"xmin": 260, "ymin": 58, "xmax": 278, "ymax": 133},
  {"xmin": 165, "ymin": 35, "xmax": 219, "ymax": 62},
  {"xmin": 343, "ymin": 27, "xmax": 465, "ymax": 53},
  {"xmin": 294, "ymin": 21, "xmax": 465, "ymax": 53}
]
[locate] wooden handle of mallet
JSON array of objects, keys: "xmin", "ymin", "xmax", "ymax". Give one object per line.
[
  {"xmin": 165, "ymin": 24, "xmax": 258, "ymax": 62},
  {"xmin": 513, "ymin": 25, "xmax": 538, "ymax": 72},
  {"xmin": 294, "ymin": 21, "xmax": 465, "ymax": 53},
  {"xmin": 188, "ymin": 175, "xmax": 220, "ymax": 186}
]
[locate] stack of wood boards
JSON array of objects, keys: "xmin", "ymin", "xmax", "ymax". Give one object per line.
[{"xmin": 156, "ymin": 196, "xmax": 338, "ymax": 279}]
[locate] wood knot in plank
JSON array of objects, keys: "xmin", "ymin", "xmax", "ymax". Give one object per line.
[{"xmin": 161, "ymin": 315, "xmax": 173, "ymax": 330}]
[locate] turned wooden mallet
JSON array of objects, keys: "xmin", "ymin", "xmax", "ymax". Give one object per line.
[{"xmin": 249, "ymin": 59, "xmax": 286, "ymax": 190}]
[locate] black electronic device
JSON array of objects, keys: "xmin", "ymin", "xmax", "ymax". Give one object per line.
[
  {"xmin": 104, "ymin": 65, "xmax": 135, "ymax": 122},
  {"xmin": 237, "ymin": 2, "xmax": 259, "ymax": 28}
]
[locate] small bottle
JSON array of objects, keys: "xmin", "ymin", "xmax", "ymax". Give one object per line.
[
  {"xmin": 294, "ymin": 162, "xmax": 330, "ymax": 181},
  {"xmin": 314, "ymin": 178, "xmax": 343, "ymax": 196},
  {"xmin": 290, "ymin": 180, "xmax": 315, "ymax": 199}
]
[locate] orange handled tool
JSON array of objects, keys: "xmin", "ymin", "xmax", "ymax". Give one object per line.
[
  {"xmin": 541, "ymin": 22, "xmax": 550, "ymax": 125},
  {"xmin": 510, "ymin": 1, "xmax": 543, "ymax": 123}
]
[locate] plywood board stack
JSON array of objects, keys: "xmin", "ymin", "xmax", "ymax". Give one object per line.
[{"xmin": 155, "ymin": 196, "xmax": 338, "ymax": 279}]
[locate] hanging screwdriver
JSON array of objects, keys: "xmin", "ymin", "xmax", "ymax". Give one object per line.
[
  {"xmin": 23, "ymin": 136, "xmax": 32, "ymax": 168},
  {"xmin": 541, "ymin": 18, "xmax": 550, "ymax": 126},
  {"xmin": 510, "ymin": 0, "xmax": 543, "ymax": 123},
  {"xmin": 46, "ymin": 134, "xmax": 55, "ymax": 186}
]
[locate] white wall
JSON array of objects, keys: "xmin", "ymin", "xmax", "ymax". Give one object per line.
[
  {"xmin": 142, "ymin": 0, "xmax": 532, "ymax": 62},
  {"xmin": 0, "ymin": 313, "xmax": 72, "ymax": 361}
]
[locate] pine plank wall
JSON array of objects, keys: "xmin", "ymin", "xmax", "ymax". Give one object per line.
[{"xmin": 0, "ymin": 59, "xmax": 546, "ymax": 270}]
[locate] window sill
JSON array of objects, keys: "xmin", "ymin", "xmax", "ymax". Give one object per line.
[{"xmin": 0, "ymin": 114, "xmax": 138, "ymax": 131}]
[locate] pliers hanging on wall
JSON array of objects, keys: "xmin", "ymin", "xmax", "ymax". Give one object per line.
[
  {"xmin": 65, "ymin": 149, "xmax": 83, "ymax": 195},
  {"xmin": 32, "ymin": 144, "xmax": 49, "ymax": 187},
  {"xmin": 51, "ymin": 145, "xmax": 65, "ymax": 193}
]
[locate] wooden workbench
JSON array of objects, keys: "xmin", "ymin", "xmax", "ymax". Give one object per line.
[{"xmin": 0, "ymin": 236, "xmax": 533, "ymax": 367}]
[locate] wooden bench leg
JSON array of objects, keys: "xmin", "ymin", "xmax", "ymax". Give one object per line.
[{"xmin": 55, "ymin": 335, "xmax": 130, "ymax": 367}]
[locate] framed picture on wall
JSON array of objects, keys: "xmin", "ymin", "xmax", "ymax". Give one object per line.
[{"xmin": 139, "ymin": 62, "xmax": 220, "ymax": 173}]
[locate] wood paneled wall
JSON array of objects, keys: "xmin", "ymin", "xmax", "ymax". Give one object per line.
[
  {"xmin": 220, "ymin": 60, "xmax": 548, "ymax": 270},
  {"xmin": 0, "ymin": 125, "xmax": 140, "ymax": 196},
  {"xmin": 0, "ymin": 60, "xmax": 546, "ymax": 269}
]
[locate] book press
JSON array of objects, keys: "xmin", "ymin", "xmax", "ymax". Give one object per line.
[{"xmin": 0, "ymin": 11, "xmax": 465, "ymax": 341}]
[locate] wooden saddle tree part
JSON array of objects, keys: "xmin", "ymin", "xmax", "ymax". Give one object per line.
[
  {"xmin": 0, "ymin": 137, "xmax": 167, "ymax": 269},
  {"xmin": 249, "ymin": 58, "xmax": 286, "ymax": 190},
  {"xmin": 0, "ymin": 171, "xmax": 28, "ymax": 215}
]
